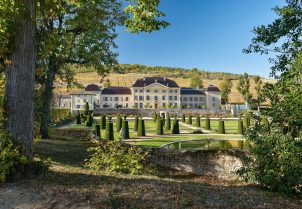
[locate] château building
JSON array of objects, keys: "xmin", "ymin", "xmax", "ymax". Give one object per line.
[{"xmin": 69, "ymin": 77, "xmax": 221, "ymax": 112}]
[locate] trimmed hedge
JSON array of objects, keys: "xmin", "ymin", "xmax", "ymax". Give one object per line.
[
  {"xmin": 116, "ymin": 115, "xmax": 122, "ymax": 132},
  {"xmin": 172, "ymin": 118, "xmax": 180, "ymax": 134},
  {"xmin": 95, "ymin": 124, "xmax": 101, "ymax": 137},
  {"xmin": 187, "ymin": 115, "xmax": 192, "ymax": 124},
  {"xmin": 205, "ymin": 117, "xmax": 211, "ymax": 130},
  {"xmin": 165, "ymin": 116, "xmax": 171, "ymax": 131},
  {"xmin": 85, "ymin": 114, "xmax": 93, "ymax": 127},
  {"xmin": 105, "ymin": 120, "xmax": 114, "ymax": 140},
  {"xmin": 218, "ymin": 119, "xmax": 225, "ymax": 134},
  {"xmin": 50, "ymin": 108, "xmax": 70, "ymax": 121},
  {"xmin": 100, "ymin": 115, "xmax": 106, "ymax": 130},
  {"xmin": 181, "ymin": 114, "xmax": 185, "ymax": 123},
  {"xmin": 137, "ymin": 118, "xmax": 146, "ymax": 137},
  {"xmin": 76, "ymin": 112, "xmax": 81, "ymax": 124},
  {"xmin": 121, "ymin": 120, "xmax": 130, "ymax": 139},
  {"xmin": 134, "ymin": 115, "xmax": 139, "ymax": 132},
  {"xmin": 195, "ymin": 115, "xmax": 200, "ymax": 127},
  {"xmin": 156, "ymin": 117, "xmax": 164, "ymax": 135}
]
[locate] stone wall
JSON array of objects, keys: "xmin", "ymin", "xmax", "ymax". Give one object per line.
[{"xmin": 149, "ymin": 149, "xmax": 245, "ymax": 180}]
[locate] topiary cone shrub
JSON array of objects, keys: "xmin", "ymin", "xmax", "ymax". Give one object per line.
[
  {"xmin": 181, "ymin": 114, "xmax": 185, "ymax": 123},
  {"xmin": 237, "ymin": 120, "xmax": 244, "ymax": 135},
  {"xmin": 187, "ymin": 114, "xmax": 192, "ymax": 124},
  {"xmin": 95, "ymin": 124, "xmax": 101, "ymax": 137},
  {"xmin": 153, "ymin": 113, "xmax": 157, "ymax": 123},
  {"xmin": 105, "ymin": 119, "xmax": 114, "ymax": 140},
  {"xmin": 134, "ymin": 115, "xmax": 139, "ymax": 132},
  {"xmin": 85, "ymin": 114, "xmax": 93, "ymax": 127},
  {"xmin": 137, "ymin": 118, "xmax": 146, "ymax": 137},
  {"xmin": 76, "ymin": 112, "xmax": 81, "ymax": 124},
  {"xmin": 84, "ymin": 102, "xmax": 90, "ymax": 115},
  {"xmin": 116, "ymin": 115, "xmax": 122, "ymax": 132},
  {"xmin": 195, "ymin": 115, "xmax": 200, "ymax": 127},
  {"xmin": 165, "ymin": 116, "xmax": 171, "ymax": 131},
  {"xmin": 100, "ymin": 115, "xmax": 106, "ymax": 130},
  {"xmin": 121, "ymin": 120, "xmax": 130, "ymax": 139},
  {"xmin": 218, "ymin": 119, "xmax": 225, "ymax": 134},
  {"xmin": 161, "ymin": 113, "xmax": 165, "ymax": 125},
  {"xmin": 205, "ymin": 116, "xmax": 211, "ymax": 130},
  {"xmin": 172, "ymin": 118, "xmax": 180, "ymax": 134},
  {"xmin": 156, "ymin": 117, "xmax": 164, "ymax": 135}
]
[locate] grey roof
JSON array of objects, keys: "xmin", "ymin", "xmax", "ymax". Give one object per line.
[
  {"xmin": 181, "ymin": 88, "xmax": 205, "ymax": 95},
  {"xmin": 70, "ymin": 91, "xmax": 96, "ymax": 95},
  {"xmin": 102, "ymin": 86, "xmax": 131, "ymax": 95},
  {"xmin": 85, "ymin": 84, "xmax": 100, "ymax": 91},
  {"xmin": 132, "ymin": 77, "xmax": 179, "ymax": 88},
  {"xmin": 207, "ymin": 85, "xmax": 220, "ymax": 92}
]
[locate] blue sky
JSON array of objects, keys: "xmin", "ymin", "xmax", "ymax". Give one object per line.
[{"xmin": 116, "ymin": 0, "xmax": 285, "ymax": 78}]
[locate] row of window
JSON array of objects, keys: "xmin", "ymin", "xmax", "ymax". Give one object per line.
[
  {"xmin": 103, "ymin": 97, "xmax": 129, "ymax": 102},
  {"xmin": 181, "ymin": 97, "xmax": 204, "ymax": 102},
  {"xmin": 134, "ymin": 89, "xmax": 178, "ymax": 93},
  {"xmin": 135, "ymin": 95, "xmax": 178, "ymax": 101},
  {"xmin": 134, "ymin": 103, "xmax": 178, "ymax": 108},
  {"xmin": 103, "ymin": 103, "xmax": 129, "ymax": 108}
]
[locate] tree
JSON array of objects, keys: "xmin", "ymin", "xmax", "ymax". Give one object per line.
[
  {"xmin": 236, "ymin": 73, "xmax": 251, "ymax": 108},
  {"xmin": 219, "ymin": 76, "xmax": 233, "ymax": 105},
  {"xmin": 253, "ymin": 76, "xmax": 263, "ymax": 112},
  {"xmin": 1, "ymin": 1, "xmax": 36, "ymax": 159},
  {"xmin": 190, "ymin": 72, "xmax": 204, "ymax": 89}
]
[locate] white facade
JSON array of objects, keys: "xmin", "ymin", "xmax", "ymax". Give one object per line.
[{"xmin": 70, "ymin": 92, "xmax": 95, "ymax": 111}]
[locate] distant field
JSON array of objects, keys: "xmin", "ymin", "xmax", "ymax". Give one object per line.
[{"xmin": 54, "ymin": 72, "xmax": 275, "ymax": 103}]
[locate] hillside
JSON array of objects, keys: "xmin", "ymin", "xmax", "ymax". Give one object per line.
[{"xmin": 54, "ymin": 65, "xmax": 275, "ymax": 104}]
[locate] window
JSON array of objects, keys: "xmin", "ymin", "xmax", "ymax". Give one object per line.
[
  {"xmin": 199, "ymin": 97, "xmax": 203, "ymax": 101},
  {"xmin": 174, "ymin": 103, "xmax": 177, "ymax": 107},
  {"xmin": 154, "ymin": 90, "xmax": 158, "ymax": 93},
  {"xmin": 169, "ymin": 96, "xmax": 173, "ymax": 100},
  {"xmin": 139, "ymin": 96, "xmax": 144, "ymax": 100},
  {"xmin": 139, "ymin": 103, "xmax": 143, "ymax": 108},
  {"xmin": 162, "ymin": 90, "xmax": 166, "ymax": 93},
  {"xmin": 154, "ymin": 96, "xmax": 158, "ymax": 101},
  {"xmin": 146, "ymin": 90, "xmax": 150, "ymax": 93},
  {"xmin": 76, "ymin": 105, "xmax": 81, "ymax": 109},
  {"xmin": 125, "ymin": 97, "xmax": 129, "ymax": 101},
  {"xmin": 175, "ymin": 90, "xmax": 178, "ymax": 93},
  {"xmin": 183, "ymin": 97, "xmax": 187, "ymax": 101},
  {"xmin": 114, "ymin": 97, "xmax": 119, "ymax": 101},
  {"xmin": 110, "ymin": 97, "xmax": 112, "ymax": 101},
  {"xmin": 190, "ymin": 97, "xmax": 193, "ymax": 101},
  {"xmin": 162, "ymin": 96, "xmax": 165, "ymax": 100},
  {"xmin": 146, "ymin": 96, "xmax": 150, "ymax": 100},
  {"xmin": 174, "ymin": 96, "xmax": 178, "ymax": 100},
  {"xmin": 195, "ymin": 104, "xmax": 198, "ymax": 108},
  {"xmin": 169, "ymin": 90, "xmax": 173, "ymax": 93},
  {"xmin": 134, "ymin": 96, "xmax": 138, "ymax": 100},
  {"xmin": 125, "ymin": 103, "xmax": 128, "ymax": 108},
  {"xmin": 135, "ymin": 103, "xmax": 138, "ymax": 108},
  {"xmin": 139, "ymin": 90, "xmax": 143, "ymax": 93},
  {"xmin": 121, "ymin": 97, "xmax": 123, "ymax": 102},
  {"xmin": 194, "ymin": 97, "xmax": 198, "ymax": 101},
  {"xmin": 163, "ymin": 103, "xmax": 166, "ymax": 107},
  {"xmin": 213, "ymin": 97, "xmax": 215, "ymax": 101},
  {"xmin": 135, "ymin": 90, "xmax": 138, "ymax": 93}
]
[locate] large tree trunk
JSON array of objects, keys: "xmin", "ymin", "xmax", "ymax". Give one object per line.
[
  {"xmin": 40, "ymin": 56, "xmax": 56, "ymax": 138},
  {"xmin": 4, "ymin": 0, "xmax": 36, "ymax": 159}
]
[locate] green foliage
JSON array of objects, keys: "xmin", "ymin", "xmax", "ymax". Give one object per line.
[
  {"xmin": 50, "ymin": 108, "xmax": 70, "ymax": 121},
  {"xmin": 121, "ymin": 120, "xmax": 130, "ymax": 140},
  {"xmin": 76, "ymin": 113, "xmax": 81, "ymax": 124},
  {"xmin": 172, "ymin": 118, "xmax": 180, "ymax": 134},
  {"xmin": 85, "ymin": 114, "xmax": 93, "ymax": 127},
  {"xmin": 86, "ymin": 141, "xmax": 155, "ymax": 175},
  {"xmin": 95, "ymin": 124, "xmax": 101, "ymax": 137},
  {"xmin": 237, "ymin": 120, "xmax": 244, "ymax": 135},
  {"xmin": 205, "ymin": 117, "xmax": 211, "ymax": 130},
  {"xmin": 116, "ymin": 115, "xmax": 122, "ymax": 132},
  {"xmin": 187, "ymin": 115, "xmax": 192, "ymax": 124},
  {"xmin": 152, "ymin": 112, "xmax": 157, "ymax": 122},
  {"xmin": 239, "ymin": 126, "xmax": 302, "ymax": 195},
  {"xmin": 181, "ymin": 114, "xmax": 185, "ymax": 123},
  {"xmin": 134, "ymin": 115, "xmax": 139, "ymax": 132},
  {"xmin": 195, "ymin": 115, "xmax": 200, "ymax": 127},
  {"xmin": 165, "ymin": 116, "xmax": 171, "ymax": 131},
  {"xmin": 218, "ymin": 119, "xmax": 225, "ymax": 134},
  {"xmin": 100, "ymin": 115, "xmax": 106, "ymax": 130},
  {"xmin": 219, "ymin": 75, "xmax": 233, "ymax": 105},
  {"xmin": 105, "ymin": 120, "xmax": 114, "ymax": 141},
  {"xmin": 190, "ymin": 71, "xmax": 204, "ymax": 89},
  {"xmin": 237, "ymin": 73, "xmax": 252, "ymax": 104},
  {"xmin": 124, "ymin": 0, "xmax": 169, "ymax": 33},
  {"xmin": 156, "ymin": 117, "xmax": 163, "ymax": 135},
  {"xmin": 137, "ymin": 118, "xmax": 145, "ymax": 137},
  {"xmin": 243, "ymin": 115, "xmax": 249, "ymax": 129},
  {"xmin": 85, "ymin": 102, "xmax": 90, "ymax": 115}
]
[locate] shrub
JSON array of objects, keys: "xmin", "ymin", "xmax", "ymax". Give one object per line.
[
  {"xmin": 137, "ymin": 118, "xmax": 146, "ymax": 137},
  {"xmin": 237, "ymin": 120, "xmax": 244, "ymax": 135},
  {"xmin": 165, "ymin": 116, "xmax": 171, "ymax": 131},
  {"xmin": 243, "ymin": 115, "xmax": 249, "ymax": 129},
  {"xmin": 76, "ymin": 112, "xmax": 81, "ymax": 124},
  {"xmin": 195, "ymin": 115, "xmax": 200, "ymax": 127},
  {"xmin": 172, "ymin": 118, "xmax": 180, "ymax": 134},
  {"xmin": 100, "ymin": 115, "xmax": 106, "ymax": 130},
  {"xmin": 238, "ymin": 126, "xmax": 302, "ymax": 195},
  {"xmin": 161, "ymin": 113, "xmax": 165, "ymax": 125},
  {"xmin": 134, "ymin": 115, "xmax": 139, "ymax": 132},
  {"xmin": 181, "ymin": 114, "xmax": 185, "ymax": 123},
  {"xmin": 238, "ymin": 140, "xmax": 244, "ymax": 150},
  {"xmin": 187, "ymin": 114, "xmax": 192, "ymax": 124},
  {"xmin": 85, "ymin": 141, "xmax": 156, "ymax": 175},
  {"xmin": 116, "ymin": 115, "xmax": 122, "ymax": 132},
  {"xmin": 205, "ymin": 117, "xmax": 211, "ymax": 130},
  {"xmin": 85, "ymin": 114, "xmax": 93, "ymax": 127},
  {"xmin": 121, "ymin": 120, "xmax": 130, "ymax": 139},
  {"xmin": 95, "ymin": 124, "xmax": 101, "ymax": 137},
  {"xmin": 105, "ymin": 120, "xmax": 114, "ymax": 140},
  {"xmin": 50, "ymin": 108, "xmax": 70, "ymax": 121},
  {"xmin": 156, "ymin": 117, "xmax": 164, "ymax": 135},
  {"xmin": 218, "ymin": 119, "xmax": 225, "ymax": 134},
  {"xmin": 153, "ymin": 113, "xmax": 157, "ymax": 123},
  {"xmin": 85, "ymin": 102, "xmax": 90, "ymax": 115}
]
